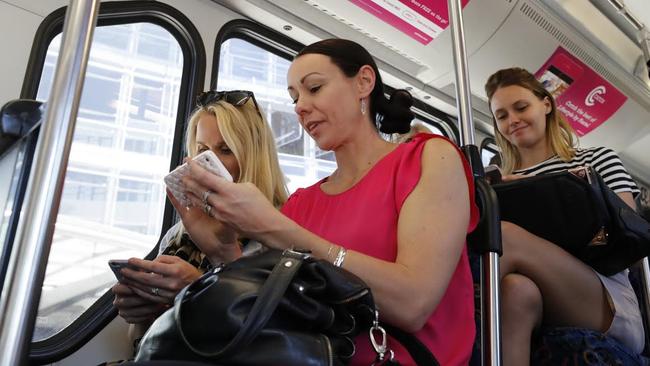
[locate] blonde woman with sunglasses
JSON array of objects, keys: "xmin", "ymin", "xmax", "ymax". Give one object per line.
[{"xmin": 111, "ymin": 90, "xmax": 287, "ymax": 334}]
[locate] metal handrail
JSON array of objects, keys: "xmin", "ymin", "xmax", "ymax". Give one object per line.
[
  {"xmin": 0, "ymin": 1, "xmax": 100, "ymax": 364},
  {"xmin": 447, "ymin": 0, "xmax": 502, "ymax": 365},
  {"xmin": 448, "ymin": 0, "xmax": 475, "ymax": 147}
]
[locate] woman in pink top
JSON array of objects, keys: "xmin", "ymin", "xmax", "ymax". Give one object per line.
[{"xmin": 179, "ymin": 39, "xmax": 478, "ymax": 365}]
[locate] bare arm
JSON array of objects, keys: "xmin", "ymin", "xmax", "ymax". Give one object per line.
[
  {"xmin": 327, "ymin": 139, "xmax": 471, "ymax": 331},
  {"xmin": 617, "ymin": 191, "xmax": 637, "ymax": 212}
]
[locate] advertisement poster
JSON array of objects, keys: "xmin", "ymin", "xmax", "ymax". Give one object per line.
[
  {"xmin": 535, "ymin": 47, "xmax": 627, "ymax": 136},
  {"xmin": 350, "ymin": 0, "xmax": 470, "ymax": 45}
]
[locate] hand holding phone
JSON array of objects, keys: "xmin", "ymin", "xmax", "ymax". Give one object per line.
[
  {"xmin": 108, "ymin": 259, "xmax": 139, "ymax": 282},
  {"xmin": 164, "ymin": 150, "xmax": 233, "ymax": 207}
]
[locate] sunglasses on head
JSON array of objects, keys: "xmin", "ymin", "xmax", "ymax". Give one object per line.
[{"xmin": 195, "ymin": 90, "xmax": 262, "ymax": 118}]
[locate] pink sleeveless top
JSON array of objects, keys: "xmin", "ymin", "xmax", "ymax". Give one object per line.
[{"xmin": 281, "ymin": 133, "xmax": 478, "ymax": 365}]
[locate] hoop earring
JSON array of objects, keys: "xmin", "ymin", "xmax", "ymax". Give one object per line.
[{"xmin": 361, "ymin": 99, "xmax": 367, "ymax": 115}]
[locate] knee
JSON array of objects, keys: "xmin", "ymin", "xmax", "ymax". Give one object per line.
[
  {"xmin": 501, "ymin": 274, "xmax": 543, "ymax": 325},
  {"xmin": 501, "ymin": 221, "xmax": 522, "ymax": 244},
  {"xmin": 500, "ymin": 221, "xmax": 530, "ymax": 259}
]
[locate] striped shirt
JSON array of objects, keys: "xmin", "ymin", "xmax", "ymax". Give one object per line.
[{"xmin": 513, "ymin": 146, "xmax": 640, "ymax": 197}]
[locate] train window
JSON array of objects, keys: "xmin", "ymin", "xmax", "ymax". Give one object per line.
[
  {"xmin": 31, "ymin": 22, "xmax": 183, "ymax": 341},
  {"xmin": 480, "ymin": 138, "xmax": 500, "ymax": 167},
  {"xmin": 216, "ymin": 38, "xmax": 336, "ymax": 193},
  {"xmin": 412, "ymin": 119, "xmax": 444, "ymax": 136},
  {"xmin": 394, "ymin": 87, "xmax": 458, "ymax": 143}
]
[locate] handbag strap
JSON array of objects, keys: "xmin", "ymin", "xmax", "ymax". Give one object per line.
[
  {"xmin": 582, "ymin": 166, "xmax": 611, "ymax": 235},
  {"xmin": 174, "ymin": 250, "xmax": 305, "ymax": 358},
  {"xmin": 385, "ymin": 325, "xmax": 440, "ymax": 366}
]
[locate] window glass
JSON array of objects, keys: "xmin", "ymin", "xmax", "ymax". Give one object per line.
[
  {"xmin": 481, "ymin": 143, "xmax": 500, "ymax": 167},
  {"xmin": 217, "ymin": 38, "xmax": 336, "ymax": 193},
  {"xmin": 413, "ymin": 119, "xmax": 444, "ymax": 136},
  {"xmin": 32, "ymin": 22, "xmax": 183, "ymax": 341},
  {"xmin": 482, "ymin": 149, "xmax": 496, "ymax": 167}
]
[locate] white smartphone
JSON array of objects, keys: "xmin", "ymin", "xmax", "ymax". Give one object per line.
[
  {"xmin": 108, "ymin": 259, "xmax": 137, "ymax": 282},
  {"xmin": 164, "ymin": 150, "xmax": 233, "ymax": 207}
]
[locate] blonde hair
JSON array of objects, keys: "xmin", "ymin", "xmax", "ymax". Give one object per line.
[
  {"xmin": 485, "ymin": 67, "xmax": 577, "ymax": 174},
  {"xmin": 185, "ymin": 99, "xmax": 287, "ymax": 207},
  {"xmin": 173, "ymin": 96, "xmax": 288, "ymax": 244}
]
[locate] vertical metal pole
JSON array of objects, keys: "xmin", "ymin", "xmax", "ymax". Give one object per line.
[
  {"xmin": 448, "ymin": 0, "xmax": 475, "ymax": 147},
  {"xmin": 483, "ymin": 252, "xmax": 502, "ymax": 366},
  {"xmin": 0, "ymin": 1, "xmax": 100, "ymax": 364},
  {"xmin": 448, "ymin": 1, "xmax": 502, "ymax": 365}
]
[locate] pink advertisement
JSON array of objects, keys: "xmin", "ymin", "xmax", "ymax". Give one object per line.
[
  {"xmin": 535, "ymin": 47, "xmax": 627, "ymax": 136},
  {"xmin": 350, "ymin": 0, "xmax": 470, "ymax": 45}
]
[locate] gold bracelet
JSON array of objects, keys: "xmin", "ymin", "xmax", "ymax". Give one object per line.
[{"xmin": 333, "ymin": 246, "xmax": 347, "ymax": 267}]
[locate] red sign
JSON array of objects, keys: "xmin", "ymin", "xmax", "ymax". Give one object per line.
[{"xmin": 535, "ymin": 47, "xmax": 627, "ymax": 136}]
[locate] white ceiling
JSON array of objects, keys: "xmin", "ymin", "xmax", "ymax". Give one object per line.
[{"xmin": 625, "ymin": 0, "xmax": 650, "ymax": 33}]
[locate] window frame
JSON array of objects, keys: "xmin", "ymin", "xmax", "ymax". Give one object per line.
[{"xmin": 23, "ymin": 2, "xmax": 205, "ymax": 362}]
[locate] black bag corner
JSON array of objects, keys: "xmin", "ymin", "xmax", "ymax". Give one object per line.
[{"xmin": 493, "ymin": 166, "xmax": 650, "ymax": 276}]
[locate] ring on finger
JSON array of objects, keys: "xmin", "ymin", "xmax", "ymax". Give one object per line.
[
  {"xmin": 202, "ymin": 190, "xmax": 214, "ymax": 204},
  {"xmin": 151, "ymin": 287, "xmax": 160, "ymax": 296},
  {"xmin": 203, "ymin": 203, "xmax": 213, "ymax": 217}
]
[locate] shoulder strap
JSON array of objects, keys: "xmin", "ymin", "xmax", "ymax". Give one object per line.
[
  {"xmin": 175, "ymin": 250, "xmax": 304, "ymax": 358},
  {"xmin": 385, "ymin": 325, "xmax": 440, "ymax": 366}
]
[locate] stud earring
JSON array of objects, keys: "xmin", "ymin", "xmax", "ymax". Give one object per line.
[{"xmin": 361, "ymin": 99, "xmax": 367, "ymax": 115}]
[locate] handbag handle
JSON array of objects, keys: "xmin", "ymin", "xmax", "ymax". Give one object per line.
[
  {"xmin": 174, "ymin": 250, "xmax": 305, "ymax": 358},
  {"xmin": 574, "ymin": 166, "xmax": 611, "ymax": 241}
]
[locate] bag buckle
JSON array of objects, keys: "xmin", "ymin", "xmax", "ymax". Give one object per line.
[
  {"xmin": 568, "ymin": 165, "xmax": 594, "ymax": 184},
  {"xmin": 369, "ymin": 309, "xmax": 395, "ymax": 364},
  {"xmin": 589, "ymin": 226, "xmax": 608, "ymax": 246},
  {"xmin": 282, "ymin": 248, "xmax": 312, "ymax": 261}
]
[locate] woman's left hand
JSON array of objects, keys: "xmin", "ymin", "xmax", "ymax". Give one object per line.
[
  {"xmin": 181, "ymin": 160, "xmax": 290, "ymax": 247},
  {"xmin": 120, "ymin": 255, "xmax": 203, "ymax": 304}
]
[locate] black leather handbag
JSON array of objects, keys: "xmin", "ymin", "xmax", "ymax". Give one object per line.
[
  {"xmin": 134, "ymin": 249, "xmax": 438, "ymax": 365},
  {"xmin": 493, "ymin": 166, "xmax": 650, "ymax": 276}
]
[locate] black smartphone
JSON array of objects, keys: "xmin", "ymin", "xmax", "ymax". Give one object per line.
[
  {"xmin": 484, "ymin": 165, "xmax": 502, "ymax": 184},
  {"xmin": 108, "ymin": 259, "xmax": 138, "ymax": 282}
]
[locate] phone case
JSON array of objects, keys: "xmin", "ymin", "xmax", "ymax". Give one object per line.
[
  {"xmin": 164, "ymin": 150, "xmax": 233, "ymax": 207},
  {"xmin": 108, "ymin": 260, "xmax": 130, "ymax": 282}
]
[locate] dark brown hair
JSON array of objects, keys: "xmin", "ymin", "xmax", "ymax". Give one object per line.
[{"xmin": 297, "ymin": 39, "xmax": 413, "ymax": 134}]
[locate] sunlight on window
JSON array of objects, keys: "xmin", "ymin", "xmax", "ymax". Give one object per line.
[{"xmin": 33, "ymin": 22, "xmax": 183, "ymax": 341}]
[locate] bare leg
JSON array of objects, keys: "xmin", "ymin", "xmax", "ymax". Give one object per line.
[
  {"xmin": 499, "ymin": 222, "xmax": 613, "ymax": 365},
  {"xmin": 501, "ymin": 274, "xmax": 543, "ymax": 366}
]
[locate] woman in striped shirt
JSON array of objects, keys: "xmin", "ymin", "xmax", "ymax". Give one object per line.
[{"xmin": 485, "ymin": 67, "xmax": 644, "ymax": 365}]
